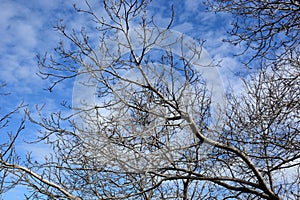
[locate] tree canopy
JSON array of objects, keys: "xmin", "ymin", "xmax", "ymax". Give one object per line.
[{"xmin": 1, "ymin": 0, "xmax": 299, "ymax": 199}]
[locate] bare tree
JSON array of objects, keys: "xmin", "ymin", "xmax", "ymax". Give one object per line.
[
  {"xmin": 206, "ymin": 0, "xmax": 300, "ymax": 65},
  {"xmin": 1, "ymin": 0, "xmax": 299, "ymax": 199},
  {"xmin": 0, "ymin": 82, "xmax": 26, "ymax": 199}
]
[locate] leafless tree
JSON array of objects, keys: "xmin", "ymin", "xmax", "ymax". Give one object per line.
[
  {"xmin": 0, "ymin": 82, "xmax": 26, "ymax": 199},
  {"xmin": 206, "ymin": 0, "xmax": 300, "ymax": 65},
  {"xmin": 1, "ymin": 0, "xmax": 299, "ymax": 199}
]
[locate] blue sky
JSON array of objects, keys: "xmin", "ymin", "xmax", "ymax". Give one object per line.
[{"xmin": 0, "ymin": 0, "xmax": 243, "ymax": 199}]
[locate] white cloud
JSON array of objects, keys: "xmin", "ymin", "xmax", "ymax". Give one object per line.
[
  {"xmin": 184, "ymin": 0, "xmax": 201, "ymax": 12},
  {"xmin": 0, "ymin": 0, "xmax": 75, "ymax": 97},
  {"xmin": 173, "ymin": 22, "xmax": 194, "ymax": 33}
]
